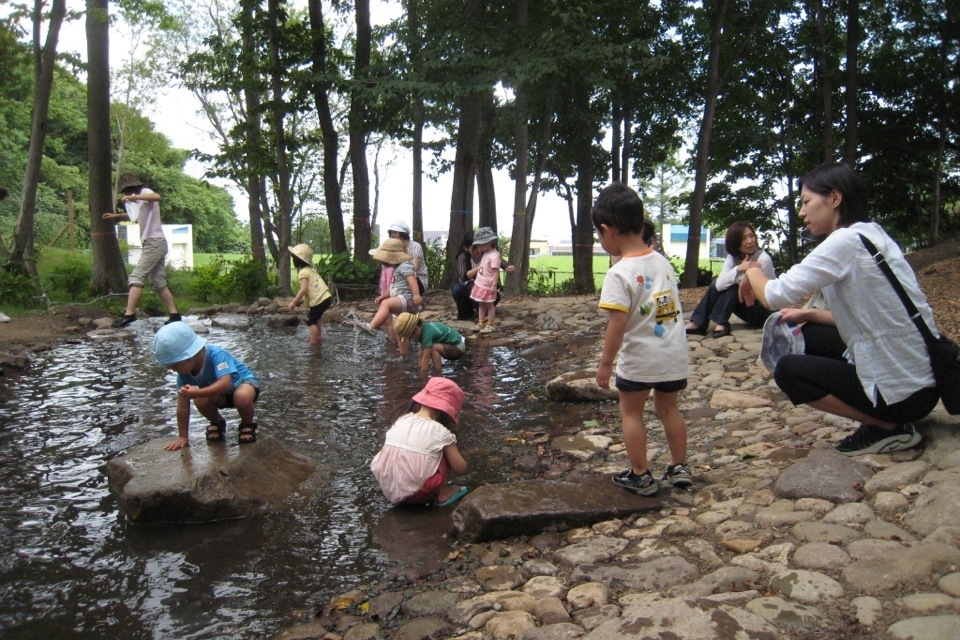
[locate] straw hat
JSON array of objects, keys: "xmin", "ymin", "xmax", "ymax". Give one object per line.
[
  {"xmin": 369, "ymin": 238, "xmax": 412, "ymax": 265},
  {"xmin": 154, "ymin": 322, "xmax": 206, "ymax": 365},
  {"xmin": 412, "ymin": 377, "xmax": 464, "ymax": 424},
  {"xmin": 117, "ymin": 173, "xmax": 143, "ymax": 191},
  {"xmin": 472, "ymin": 227, "xmax": 498, "ymax": 246},
  {"xmin": 395, "ymin": 312, "xmax": 420, "ymax": 342},
  {"xmin": 289, "ymin": 243, "xmax": 314, "ymax": 265}
]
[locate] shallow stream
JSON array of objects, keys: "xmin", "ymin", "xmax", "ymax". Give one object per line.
[{"xmin": 0, "ymin": 318, "xmax": 558, "ymax": 639}]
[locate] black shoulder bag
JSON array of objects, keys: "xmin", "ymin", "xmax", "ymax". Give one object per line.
[{"xmin": 859, "ymin": 233, "xmax": 960, "ymax": 415}]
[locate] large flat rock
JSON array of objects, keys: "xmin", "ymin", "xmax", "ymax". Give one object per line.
[
  {"xmin": 452, "ymin": 475, "xmax": 691, "ymax": 542},
  {"xmin": 106, "ymin": 435, "xmax": 315, "ymax": 523}
]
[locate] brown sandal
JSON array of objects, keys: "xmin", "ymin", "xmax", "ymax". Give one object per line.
[
  {"xmin": 238, "ymin": 422, "xmax": 258, "ymax": 444},
  {"xmin": 206, "ymin": 419, "xmax": 226, "ymax": 442}
]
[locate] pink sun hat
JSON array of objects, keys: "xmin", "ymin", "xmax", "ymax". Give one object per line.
[{"xmin": 412, "ymin": 377, "xmax": 464, "ymax": 424}]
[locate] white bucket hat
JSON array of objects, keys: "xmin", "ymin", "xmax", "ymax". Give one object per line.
[{"xmin": 760, "ymin": 312, "xmax": 806, "ymax": 373}]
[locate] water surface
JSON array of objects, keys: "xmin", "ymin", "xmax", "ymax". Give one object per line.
[{"xmin": 0, "ymin": 318, "xmax": 553, "ymax": 639}]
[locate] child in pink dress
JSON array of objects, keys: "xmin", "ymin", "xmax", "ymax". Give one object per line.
[
  {"xmin": 370, "ymin": 377, "xmax": 469, "ymax": 507},
  {"xmin": 468, "ymin": 227, "xmax": 500, "ymax": 334}
]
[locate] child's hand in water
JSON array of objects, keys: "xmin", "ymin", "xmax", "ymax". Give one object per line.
[{"xmin": 164, "ymin": 436, "xmax": 189, "ymax": 452}]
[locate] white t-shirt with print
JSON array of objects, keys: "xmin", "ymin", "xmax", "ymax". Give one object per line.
[{"xmin": 598, "ymin": 249, "xmax": 689, "ymax": 383}]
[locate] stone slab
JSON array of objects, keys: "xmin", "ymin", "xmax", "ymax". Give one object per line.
[
  {"xmin": 451, "ymin": 475, "xmax": 690, "ymax": 543},
  {"xmin": 106, "ymin": 435, "xmax": 315, "ymax": 523}
]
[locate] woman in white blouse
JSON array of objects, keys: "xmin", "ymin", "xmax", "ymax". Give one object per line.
[
  {"xmin": 739, "ymin": 163, "xmax": 939, "ymax": 457},
  {"xmin": 684, "ymin": 221, "xmax": 776, "ymax": 338}
]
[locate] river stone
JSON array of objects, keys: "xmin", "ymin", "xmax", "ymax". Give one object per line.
[
  {"xmin": 86, "ymin": 327, "xmax": 137, "ymax": 342},
  {"xmin": 211, "ymin": 313, "xmax": 251, "ymax": 329},
  {"xmin": 552, "ymin": 433, "xmax": 612, "ymax": 461},
  {"xmin": 265, "ymin": 313, "xmax": 301, "ymax": 328},
  {"xmin": 582, "ymin": 595, "xmax": 777, "ymax": 639},
  {"xmin": 571, "ymin": 555, "xmax": 700, "ymax": 592},
  {"xmin": 903, "ymin": 483, "xmax": 960, "ymax": 536},
  {"xmin": 773, "ymin": 449, "xmax": 873, "ymax": 501},
  {"xmin": 395, "ymin": 617, "xmax": 452, "ymax": 640},
  {"xmin": 452, "ymin": 475, "xmax": 683, "ymax": 543},
  {"xmin": 709, "ymin": 389, "xmax": 772, "ymax": 409},
  {"xmin": 484, "ymin": 610, "xmax": 537, "ymax": 640},
  {"xmin": 744, "ymin": 596, "xmax": 824, "ymax": 630},
  {"xmin": 887, "ymin": 614, "xmax": 960, "ymax": 639},
  {"xmin": 106, "ymin": 436, "xmax": 315, "ymax": 522},
  {"xmin": 862, "ymin": 460, "xmax": 932, "ymax": 497},
  {"xmin": 768, "ymin": 569, "xmax": 844, "ymax": 604},
  {"xmin": 545, "ymin": 369, "xmax": 618, "ymax": 402},
  {"xmin": 841, "ymin": 542, "xmax": 960, "ymax": 592}
]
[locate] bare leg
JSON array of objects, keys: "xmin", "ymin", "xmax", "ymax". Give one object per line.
[
  {"xmin": 156, "ymin": 286, "xmax": 179, "ymax": 314},
  {"xmin": 653, "ymin": 390, "xmax": 687, "ymax": 464},
  {"xmin": 124, "ymin": 285, "xmax": 144, "ymax": 316},
  {"xmin": 619, "ymin": 389, "xmax": 651, "ymax": 474}
]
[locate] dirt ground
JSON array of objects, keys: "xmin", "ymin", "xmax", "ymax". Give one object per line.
[{"xmin": 2, "ymin": 246, "xmax": 959, "ymax": 354}]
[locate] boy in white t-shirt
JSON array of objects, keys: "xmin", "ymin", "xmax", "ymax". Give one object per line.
[{"xmin": 593, "ymin": 183, "xmax": 692, "ymax": 496}]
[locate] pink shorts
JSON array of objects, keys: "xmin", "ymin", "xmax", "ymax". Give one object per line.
[{"xmin": 400, "ymin": 457, "xmax": 449, "ymax": 506}]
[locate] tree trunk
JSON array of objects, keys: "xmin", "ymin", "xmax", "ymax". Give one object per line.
[
  {"xmin": 9, "ymin": 0, "xmax": 67, "ymax": 279},
  {"xmin": 683, "ymin": 0, "xmax": 727, "ymax": 289},
  {"xmin": 814, "ymin": 0, "xmax": 834, "ymax": 163},
  {"xmin": 477, "ymin": 90, "xmax": 497, "ymax": 230},
  {"xmin": 505, "ymin": 0, "xmax": 529, "ymax": 297},
  {"xmin": 350, "ymin": 0, "xmax": 373, "ymax": 260},
  {"xmin": 267, "ymin": 0, "xmax": 293, "ymax": 294},
  {"xmin": 307, "ymin": 0, "xmax": 348, "ymax": 255},
  {"xmin": 572, "ymin": 82, "xmax": 595, "ymax": 294},
  {"xmin": 440, "ymin": 91, "xmax": 482, "ymax": 288},
  {"xmin": 405, "ymin": 0, "xmax": 425, "ymax": 241},
  {"xmin": 843, "ymin": 0, "xmax": 859, "ymax": 166},
  {"xmin": 86, "ymin": 0, "xmax": 129, "ymax": 295},
  {"xmin": 240, "ymin": 1, "xmax": 266, "ymax": 265},
  {"xmin": 611, "ymin": 101, "xmax": 622, "ymax": 184}
]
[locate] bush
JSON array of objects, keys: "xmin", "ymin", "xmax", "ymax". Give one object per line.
[
  {"xmin": 526, "ymin": 266, "xmax": 577, "ymax": 296},
  {"xmin": 314, "ymin": 252, "xmax": 379, "ymax": 300},
  {"xmin": 0, "ymin": 265, "xmax": 41, "ymax": 309},
  {"xmin": 188, "ymin": 255, "xmax": 276, "ymax": 305},
  {"xmin": 422, "ymin": 238, "xmax": 446, "ymax": 289},
  {"xmin": 44, "ymin": 256, "xmax": 92, "ymax": 302}
]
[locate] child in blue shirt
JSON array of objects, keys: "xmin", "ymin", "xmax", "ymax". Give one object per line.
[{"xmin": 154, "ymin": 322, "xmax": 262, "ymax": 451}]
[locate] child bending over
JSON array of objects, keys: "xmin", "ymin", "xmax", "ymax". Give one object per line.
[
  {"xmin": 370, "ymin": 377, "xmax": 469, "ymax": 507},
  {"xmin": 154, "ymin": 322, "xmax": 262, "ymax": 451},
  {"xmin": 394, "ymin": 312, "xmax": 466, "ymax": 374}
]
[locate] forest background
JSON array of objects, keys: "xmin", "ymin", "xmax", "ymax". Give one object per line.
[{"xmin": 0, "ymin": 0, "xmax": 957, "ymax": 309}]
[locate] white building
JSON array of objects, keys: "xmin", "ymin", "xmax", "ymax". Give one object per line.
[{"xmin": 123, "ymin": 224, "xmax": 194, "ymax": 269}]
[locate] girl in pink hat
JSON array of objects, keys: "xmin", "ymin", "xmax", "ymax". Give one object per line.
[{"xmin": 370, "ymin": 377, "xmax": 469, "ymax": 507}]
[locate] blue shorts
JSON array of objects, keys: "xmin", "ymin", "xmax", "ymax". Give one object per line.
[{"xmin": 616, "ymin": 376, "xmax": 687, "ymax": 393}]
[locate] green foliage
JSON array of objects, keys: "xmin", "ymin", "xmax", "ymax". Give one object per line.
[
  {"xmin": 526, "ymin": 266, "xmax": 577, "ymax": 296},
  {"xmin": 315, "ymin": 252, "xmax": 379, "ymax": 286},
  {"xmin": 422, "ymin": 238, "xmax": 446, "ymax": 289},
  {"xmin": 43, "ymin": 256, "xmax": 92, "ymax": 301},
  {"xmin": 188, "ymin": 256, "xmax": 276, "ymax": 304},
  {"xmin": 0, "ymin": 265, "xmax": 41, "ymax": 309}
]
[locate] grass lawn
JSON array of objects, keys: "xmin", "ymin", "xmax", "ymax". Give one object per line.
[{"xmin": 528, "ymin": 255, "xmax": 725, "ymax": 289}]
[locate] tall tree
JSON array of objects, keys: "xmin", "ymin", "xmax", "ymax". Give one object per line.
[
  {"xmin": 8, "ymin": 0, "xmax": 67, "ymax": 278},
  {"xmin": 86, "ymin": 0, "xmax": 130, "ymax": 294},
  {"xmin": 307, "ymin": 0, "xmax": 348, "ymax": 255},
  {"xmin": 350, "ymin": 0, "xmax": 373, "ymax": 260}
]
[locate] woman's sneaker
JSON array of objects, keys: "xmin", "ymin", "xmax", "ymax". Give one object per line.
[
  {"xmin": 835, "ymin": 422, "xmax": 921, "ymax": 456},
  {"xmin": 661, "ymin": 462, "xmax": 693, "ymax": 488},
  {"xmin": 612, "ymin": 469, "xmax": 659, "ymax": 496}
]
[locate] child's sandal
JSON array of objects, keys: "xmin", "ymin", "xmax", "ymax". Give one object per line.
[
  {"xmin": 238, "ymin": 422, "xmax": 258, "ymax": 444},
  {"xmin": 206, "ymin": 419, "xmax": 226, "ymax": 442}
]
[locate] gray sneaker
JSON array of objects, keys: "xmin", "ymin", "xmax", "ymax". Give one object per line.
[
  {"xmin": 835, "ymin": 422, "xmax": 921, "ymax": 456},
  {"xmin": 352, "ymin": 320, "xmax": 377, "ymax": 336},
  {"xmin": 612, "ymin": 469, "xmax": 659, "ymax": 496},
  {"xmin": 662, "ymin": 462, "xmax": 693, "ymax": 488}
]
